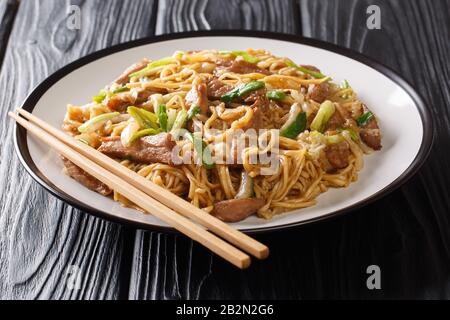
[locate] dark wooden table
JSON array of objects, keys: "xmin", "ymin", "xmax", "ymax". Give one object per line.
[{"xmin": 0, "ymin": 0, "xmax": 449, "ymax": 300}]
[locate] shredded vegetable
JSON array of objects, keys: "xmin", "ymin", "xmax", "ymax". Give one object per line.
[
  {"xmin": 127, "ymin": 106, "xmax": 158, "ymax": 129},
  {"xmin": 221, "ymin": 81, "xmax": 265, "ymax": 102},
  {"xmin": 157, "ymin": 105, "xmax": 168, "ymax": 132},
  {"xmin": 220, "ymin": 51, "xmax": 259, "ymax": 63},
  {"xmin": 171, "ymin": 110, "xmax": 188, "ymax": 132},
  {"xmin": 285, "ymin": 60, "xmax": 328, "ymax": 79},
  {"xmin": 235, "ymin": 171, "xmax": 255, "ymax": 199},
  {"xmin": 310, "ymin": 100, "xmax": 335, "ymax": 132},
  {"xmin": 357, "ymin": 111, "xmax": 374, "ymax": 127},
  {"xmin": 280, "ymin": 103, "xmax": 307, "ymax": 139},
  {"xmin": 129, "ymin": 128, "xmax": 162, "ymax": 145},
  {"xmin": 188, "ymin": 105, "xmax": 201, "ymax": 120},
  {"xmin": 78, "ymin": 112, "xmax": 120, "ymax": 133},
  {"xmin": 130, "ymin": 57, "xmax": 177, "ymax": 79},
  {"xmin": 267, "ymin": 90, "xmax": 287, "ymax": 101}
]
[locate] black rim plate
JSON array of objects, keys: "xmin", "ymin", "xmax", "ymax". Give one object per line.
[{"xmin": 14, "ymin": 30, "xmax": 434, "ymax": 234}]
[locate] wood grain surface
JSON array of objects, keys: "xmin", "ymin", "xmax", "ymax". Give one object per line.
[
  {"xmin": 0, "ymin": 0, "xmax": 449, "ymax": 300},
  {"xmin": 301, "ymin": 0, "xmax": 450, "ymax": 299},
  {"xmin": 0, "ymin": 0, "xmax": 18, "ymax": 71},
  {"xmin": 0, "ymin": 0, "xmax": 157, "ymax": 300}
]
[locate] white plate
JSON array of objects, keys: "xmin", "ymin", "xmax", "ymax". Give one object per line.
[{"xmin": 15, "ymin": 31, "xmax": 433, "ymax": 233}]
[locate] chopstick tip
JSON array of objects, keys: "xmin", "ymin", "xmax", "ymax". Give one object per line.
[
  {"xmin": 240, "ymin": 256, "xmax": 251, "ymax": 269},
  {"xmin": 8, "ymin": 111, "xmax": 18, "ymax": 119},
  {"xmin": 257, "ymin": 246, "xmax": 270, "ymax": 260}
]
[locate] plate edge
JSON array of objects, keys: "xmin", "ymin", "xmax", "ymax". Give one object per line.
[{"xmin": 14, "ymin": 30, "xmax": 435, "ymax": 234}]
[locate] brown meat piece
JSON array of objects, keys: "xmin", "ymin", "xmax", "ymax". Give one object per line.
[
  {"xmin": 114, "ymin": 59, "xmax": 149, "ymax": 85},
  {"xmin": 214, "ymin": 57, "xmax": 233, "ymax": 68},
  {"xmin": 186, "ymin": 77, "xmax": 209, "ymax": 114},
  {"xmin": 98, "ymin": 133, "xmax": 177, "ymax": 164},
  {"xmin": 360, "ymin": 129, "xmax": 382, "ymax": 151},
  {"xmin": 242, "ymin": 107, "xmax": 263, "ymax": 131},
  {"xmin": 306, "ymin": 111, "xmax": 317, "ymax": 129},
  {"xmin": 62, "ymin": 158, "xmax": 112, "ymax": 196},
  {"xmin": 240, "ymin": 89, "xmax": 268, "ymax": 131},
  {"xmin": 325, "ymin": 141, "xmax": 351, "ymax": 170},
  {"xmin": 207, "ymin": 79, "xmax": 234, "ymax": 100},
  {"xmin": 325, "ymin": 109, "xmax": 345, "ymax": 132},
  {"xmin": 359, "ymin": 105, "xmax": 382, "ymax": 150},
  {"xmin": 244, "ymin": 88, "xmax": 269, "ymax": 109},
  {"xmin": 217, "ymin": 59, "xmax": 271, "ymax": 76},
  {"xmin": 207, "ymin": 78, "xmax": 270, "ymax": 112},
  {"xmin": 307, "ymin": 82, "xmax": 330, "ymax": 103},
  {"xmin": 211, "ymin": 198, "xmax": 265, "ymax": 222}
]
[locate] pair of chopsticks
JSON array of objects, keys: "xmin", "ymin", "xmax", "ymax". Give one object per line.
[{"xmin": 9, "ymin": 109, "xmax": 269, "ymax": 269}]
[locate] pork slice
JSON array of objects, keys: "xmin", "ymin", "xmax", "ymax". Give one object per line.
[
  {"xmin": 207, "ymin": 79, "xmax": 235, "ymax": 100},
  {"xmin": 307, "ymin": 82, "xmax": 330, "ymax": 103},
  {"xmin": 218, "ymin": 59, "xmax": 271, "ymax": 76},
  {"xmin": 211, "ymin": 198, "xmax": 265, "ymax": 222},
  {"xmin": 114, "ymin": 59, "xmax": 150, "ymax": 85},
  {"xmin": 359, "ymin": 105, "xmax": 382, "ymax": 150},
  {"xmin": 241, "ymin": 107, "xmax": 263, "ymax": 132},
  {"xmin": 98, "ymin": 133, "xmax": 177, "ymax": 164},
  {"xmin": 325, "ymin": 141, "xmax": 351, "ymax": 171},
  {"xmin": 62, "ymin": 158, "xmax": 112, "ymax": 196},
  {"xmin": 244, "ymin": 88, "xmax": 269, "ymax": 111},
  {"xmin": 325, "ymin": 109, "xmax": 345, "ymax": 132},
  {"xmin": 186, "ymin": 77, "xmax": 209, "ymax": 114},
  {"xmin": 214, "ymin": 57, "xmax": 233, "ymax": 68}
]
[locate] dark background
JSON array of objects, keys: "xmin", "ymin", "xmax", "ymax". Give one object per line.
[{"xmin": 0, "ymin": 0, "xmax": 449, "ymax": 300}]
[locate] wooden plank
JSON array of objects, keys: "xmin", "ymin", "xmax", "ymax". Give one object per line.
[
  {"xmin": 299, "ymin": 0, "xmax": 450, "ymax": 298},
  {"xmin": 0, "ymin": 0, "xmax": 19, "ymax": 70},
  {"xmin": 129, "ymin": 0, "xmax": 450, "ymax": 300},
  {"xmin": 128, "ymin": 0, "xmax": 301, "ymax": 300},
  {"xmin": 155, "ymin": 0, "xmax": 300, "ymax": 34},
  {"xmin": 0, "ymin": 0, "xmax": 157, "ymax": 299}
]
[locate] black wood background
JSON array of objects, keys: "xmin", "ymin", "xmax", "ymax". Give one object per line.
[{"xmin": 0, "ymin": 0, "xmax": 449, "ymax": 300}]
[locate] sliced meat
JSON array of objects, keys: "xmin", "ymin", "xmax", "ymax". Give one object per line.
[
  {"xmin": 360, "ymin": 129, "xmax": 382, "ymax": 151},
  {"xmin": 325, "ymin": 141, "xmax": 351, "ymax": 171},
  {"xmin": 244, "ymin": 88, "xmax": 269, "ymax": 109},
  {"xmin": 359, "ymin": 105, "xmax": 382, "ymax": 150},
  {"xmin": 306, "ymin": 111, "xmax": 317, "ymax": 129},
  {"xmin": 242, "ymin": 91, "xmax": 269, "ymax": 131},
  {"xmin": 207, "ymin": 79, "xmax": 234, "ymax": 100},
  {"xmin": 325, "ymin": 109, "xmax": 345, "ymax": 132},
  {"xmin": 214, "ymin": 57, "xmax": 233, "ymax": 68},
  {"xmin": 207, "ymin": 78, "xmax": 270, "ymax": 112},
  {"xmin": 62, "ymin": 158, "xmax": 112, "ymax": 196},
  {"xmin": 307, "ymin": 82, "xmax": 330, "ymax": 103},
  {"xmin": 98, "ymin": 133, "xmax": 177, "ymax": 164},
  {"xmin": 114, "ymin": 59, "xmax": 149, "ymax": 85},
  {"xmin": 186, "ymin": 77, "xmax": 209, "ymax": 114},
  {"xmin": 241, "ymin": 107, "xmax": 263, "ymax": 131},
  {"xmin": 217, "ymin": 59, "xmax": 271, "ymax": 76},
  {"xmin": 211, "ymin": 198, "xmax": 265, "ymax": 222}
]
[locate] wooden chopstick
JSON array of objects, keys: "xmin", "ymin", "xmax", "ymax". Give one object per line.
[
  {"xmin": 10, "ymin": 111, "xmax": 251, "ymax": 269},
  {"xmin": 17, "ymin": 108, "xmax": 269, "ymax": 260}
]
